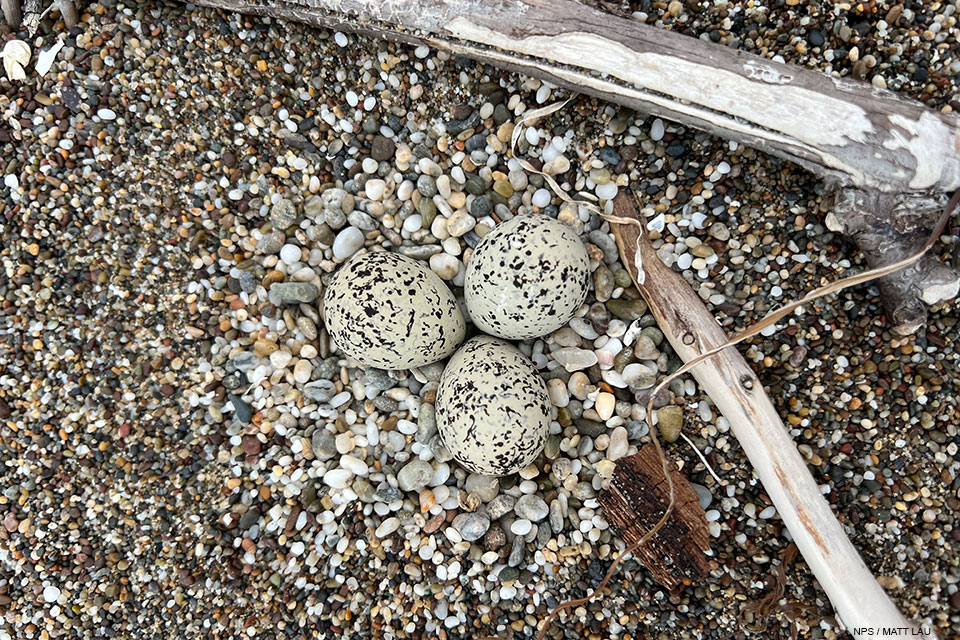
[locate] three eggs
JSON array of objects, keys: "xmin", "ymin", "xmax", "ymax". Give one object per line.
[{"xmin": 323, "ymin": 214, "xmax": 590, "ymax": 476}]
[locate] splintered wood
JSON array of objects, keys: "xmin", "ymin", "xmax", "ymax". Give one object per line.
[{"xmin": 598, "ymin": 444, "xmax": 712, "ymax": 592}]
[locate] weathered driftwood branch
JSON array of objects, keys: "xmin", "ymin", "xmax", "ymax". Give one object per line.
[
  {"xmin": 188, "ymin": 0, "xmax": 960, "ymax": 332},
  {"xmin": 610, "ymin": 193, "xmax": 928, "ymax": 639},
  {"xmin": 2, "ymin": 0, "xmax": 22, "ymax": 29}
]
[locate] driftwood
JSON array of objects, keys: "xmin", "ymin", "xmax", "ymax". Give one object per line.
[
  {"xmin": 598, "ymin": 444, "xmax": 713, "ymax": 592},
  {"xmin": 1, "ymin": 0, "xmax": 77, "ymax": 31},
  {"xmin": 180, "ymin": 0, "xmax": 960, "ymax": 333},
  {"xmin": 609, "ymin": 193, "xmax": 927, "ymax": 639}
]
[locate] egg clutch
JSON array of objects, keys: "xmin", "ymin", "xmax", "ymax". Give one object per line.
[{"xmin": 323, "ymin": 214, "xmax": 590, "ymax": 476}]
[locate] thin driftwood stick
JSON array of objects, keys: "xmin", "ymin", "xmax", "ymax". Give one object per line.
[
  {"xmin": 609, "ymin": 193, "xmax": 927, "ymax": 639},
  {"xmin": 1, "ymin": 0, "xmax": 22, "ymax": 28}
]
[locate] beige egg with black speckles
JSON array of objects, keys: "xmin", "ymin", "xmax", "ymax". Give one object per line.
[
  {"xmin": 437, "ymin": 336, "xmax": 550, "ymax": 476},
  {"xmin": 465, "ymin": 214, "xmax": 590, "ymax": 340},
  {"xmin": 323, "ymin": 251, "xmax": 466, "ymax": 369}
]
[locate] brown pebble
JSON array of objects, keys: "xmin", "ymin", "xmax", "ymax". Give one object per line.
[{"xmin": 242, "ymin": 435, "xmax": 261, "ymax": 455}]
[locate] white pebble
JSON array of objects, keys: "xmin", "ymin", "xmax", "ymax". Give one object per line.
[
  {"xmin": 376, "ymin": 517, "xmax": 401, "ymax": 537},
  {"xmin": 323, "ymin": 469, "xmax": 353, "ymax": 489},
  {"xmin": 365, "ymin": 179, "xmax": 386, "ymax": 201},
  {"xmin": 361, "ymin": 157, "xmax": 378, "ymax": 173},
  {"xmin": 340, "ymin": 455, "xmax": 369, "ymax": 476},
  {"xmin": 43, "ymin": 586, "xmax": 61, "ymax": 603},
  {"xmin": 531, "ymin": 189, "xmax": 552, "ymax": 208},
  {"xmin": 402, "ymin": 214, "xmax": 422, "ymax": 233},
  {"xmin": 279, "ymin": 244, "xmax": 302, "ymax": 264},
  {"xmin": 524, "ymin": 127, "xmax": 540, "ymax": 146},
  {"xmin": 332, "ymin": 227, "xmax": 364, "ymax": 260},
  {"xmin": 510, "ymin": 519, "xmax": 532, "ymax": 536},
  {"xmin": 97, "ymin": 108, "xmax": 117, "ymax": 121},
  {"xmin": 429, "ymin": 253, "xmax": 460, "ymax": 280},
  {"xmin": 595, "ymin": 183, "xmax": 618, "ymax": 200},
  {"xmin": 334, "ymin": 32, "xmax": 348, "ymax": 47}
]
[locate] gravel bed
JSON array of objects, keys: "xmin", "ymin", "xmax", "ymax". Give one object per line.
[{"xmin": 0, "ymin": 1, "xmax": 957, "ymax": 638}]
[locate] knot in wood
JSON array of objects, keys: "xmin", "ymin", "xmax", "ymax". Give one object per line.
[
  {"xmin": 682, "ymin": 331, "xmax": 695, "ymax": 345},
  {"xmin": 740, "ymin": 375, "xmax": 754, "ymax": 391}
]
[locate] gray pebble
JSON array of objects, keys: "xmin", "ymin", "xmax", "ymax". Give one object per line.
[
  {"xmin": 347, "ymin": 210, "xmax": 377, "ymax": 231},
  {"xmin": 303, "ymin": 379, "xmax": 336, "ymax": 403},
  {"xmin": 508, "ymin": 534, "xmax": 525, "ymax": 567},
  {"xmin": 230, "ymin": 394, "xmax": 252, "ymax": 423},
  {"xmin": 485, "ymin": 494, "xmax": 516, "ymax": 520},
  {"xmin": 397, "ymin": 459, "xmax": 434, "ymax": 492},
  {"xmin": 514, "ymin": 495, "xmax": 549, "ymax": 522},
  {"xmin": 269, "ymin": 282, "xmax": 319, "ymax": 305},
  {"xmin": 453, "ymin": 512, "xmax": 490, "ymax": 542},
  {"xmin": 311, "ymin": 429, "xmax": 337, "ymax": 461},
  {"xmin": 416, "ymin": 403, "xmax": 437, "ymax": 443}
]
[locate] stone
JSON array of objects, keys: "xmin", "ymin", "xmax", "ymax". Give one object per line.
[
  {"xmin": 514, "ymin": 495, "xmax": 549, "ymax": 522},
  {"xmin": 371, "ymin": 135, "xmax": 395, "ymax": 161},
  {"xmin": 607, "ymin": 299, "xmax": 648, "ymax": 321},
  {"xmin": 269, "ymin": 282, "xmax": 318, "ymax": 304},
  {"xmin": 485, "ymin": 494, "xmax": 516, "ymax": 520},
  {"xmin": 464, "ymin": 474, "xmax": 499, "ymax": 502},
  {"xmin": 608, "ymin": 426, "xmax": 629, "ymax": 461},
  {"xmin": 332, "ymin": 227, "xmax": 364, "ymax": 260},
  {"xmin": 311, "ymin": 429, "xmax": 337, "ymax": 461},
  {"xmin": 270, "ymin": 198, "xmax": 297, "ymax": 230},
  {"xmin": 397, "ymin": 459, "xmax": 434, "ymax": 492},
  {"xmin": 551, "ymin": 348, "xmax": 598, "ymax": 372},
  {"xmin": 657, "ymin": 406, "xmax": 684, "ymax": 443},
  {"xmin": 453, "ymin": 512, "xmax": 490, "ymax": 542}
]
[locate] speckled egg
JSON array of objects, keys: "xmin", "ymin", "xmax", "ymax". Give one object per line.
[
  {"xmin": 465, "ymin": 214, "xmax": 589, "ymax": 340},
  {"xmin": 437, "ymin": 336, "xmax": 550, "ymax": 476},
  {"xmin": 323, "ymin": 251, "xmax": 466, "ymax": 369}
]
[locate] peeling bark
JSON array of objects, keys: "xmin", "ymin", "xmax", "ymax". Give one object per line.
[
  {"xmin": 610, "ymin": 193, "xmax": 930, "ymax": 640},
  {"xmin": 598, "ymin": 444, "xmax": 713, "ymax": 593}
]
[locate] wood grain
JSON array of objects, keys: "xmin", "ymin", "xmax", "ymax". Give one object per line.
[{"xmin": 598, "ymin": 444, "xmax": 712, "ymax": 592}]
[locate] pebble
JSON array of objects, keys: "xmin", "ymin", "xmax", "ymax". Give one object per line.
[
  {"xmin": 397, "ymin": 459, "xmax": 434, "ymax": 492},
  {"xmin": 607, "ymin": 427, "xmax": 629, "ymax": 461},
  {"xmin": 551, "ymin": 348, "xmax": 599, "ymax": 372},
  {"xmin": 42, "ymin": 586, "xmax": 61, "ymax": 603},
  {"xmin": 376, "ymin": 517, "xmax": 401, "ymax": 538},
  {"xmin": 332, "ymin": 227, "xmax": 364, "ymax": 259},
  {"xmin": 657, "ymin": 406, "xmax": 684, "ymax": 443},
  {"xmin": 486, "ymin": 494, "xmax": 516, "ymax": 520},
  {"xmin": 465, "ymin": 474, "xmax": 500, "ymax": 502},
  {"xmin": 453, "ymin": 512, "xmax": 491, "ymax": 542},
  {"xmin": 514, "ymin": 495, "xmax": 549, "ymax": 522},
  {"xmin": 269, "ymin": 282, "xmax": 319, "ymax": 304}
]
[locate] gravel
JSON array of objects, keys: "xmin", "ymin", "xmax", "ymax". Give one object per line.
[{"xmin": 0, "ymin": 1, "xmax": 956, "ymax": 638}]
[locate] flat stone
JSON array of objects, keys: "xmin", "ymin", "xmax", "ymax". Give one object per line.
[
  {"xmin": 270, "ymin": 198, "xmax": 297, "ymax": 230},
  {"xmin": 311, "ymin": 429, "xmax": 337, "ymax": 461},
  {"xmin": 657, "ymin": 405, "xmax": 684, "ymax": 443},
  {"xmin": 514, "ymin": 495, "xmax": 549, "ymax": 522},
  {"xmin": 269, "ymin": 282, "xmax": 318, "ymax": 304}
]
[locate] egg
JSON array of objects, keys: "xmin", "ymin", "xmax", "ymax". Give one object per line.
[
  {"xmin": 465, "ymin": 214, "xmax": 590, "ymax": 340},
  {"xmin": 437, "ymin": 336, "xmax": 550, "ymax": 476},
  {"xmin": 323, "ymin": 251, "xmax": 466, "ymax": 369}
]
